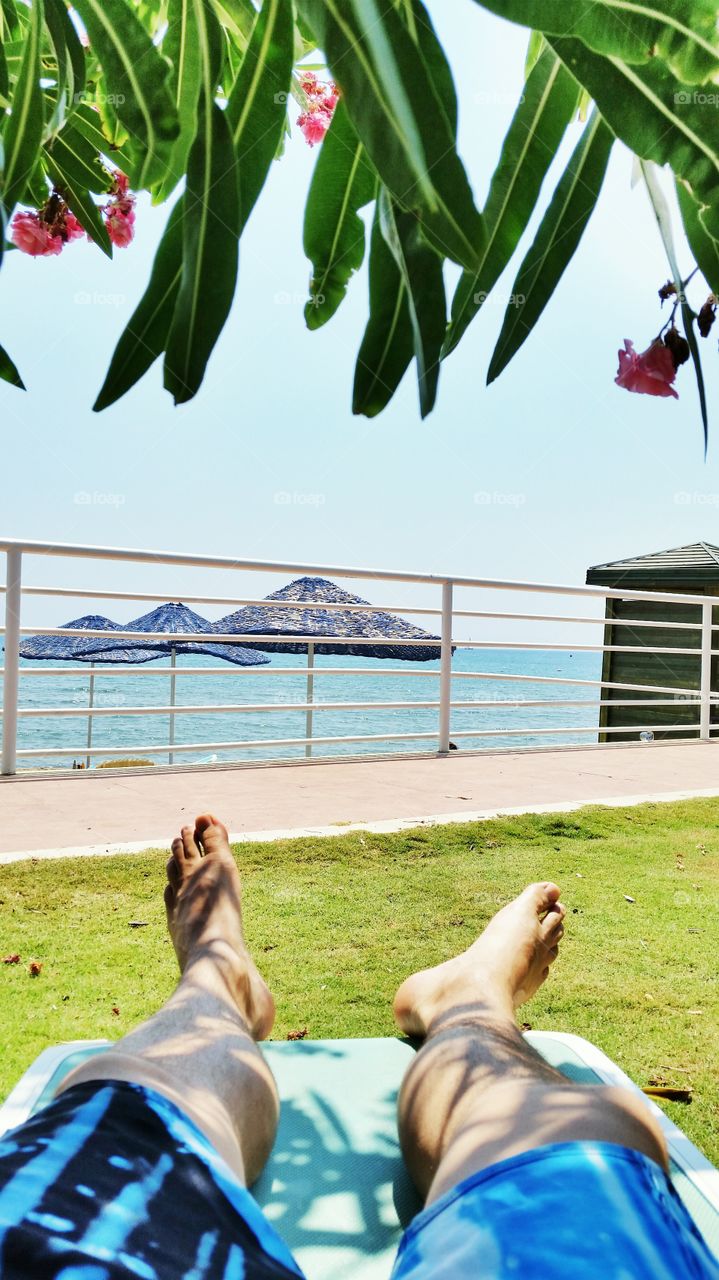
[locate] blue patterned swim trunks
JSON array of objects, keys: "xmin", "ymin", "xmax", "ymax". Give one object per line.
[
  {"xmin": 1, "ymin": 1083, "xmax": 718, "ymax": 1279},
  {"xmin": 391, "ymin": 1141, "xmax": 719, "ymax": 1279}
]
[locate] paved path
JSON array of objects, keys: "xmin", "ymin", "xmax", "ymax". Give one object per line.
[{"xmin": 1, "ymin": 741, "xmax": 718, "ymax": 863}]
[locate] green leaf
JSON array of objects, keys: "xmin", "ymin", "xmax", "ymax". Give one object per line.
[
  {"xmin": 211, "ymin": 0, "xmax": 258, "ymax": 45},
  {"xmin": 156, "ymin": 0, "xmax": 205, "ymax": 203},
  {"xmin": 524, "ymin": 31, "xmax": 545, "ymax": 78},
  {"xmin": 44, "ymin": 0, "xmax": 86, "ymax": 116},
  {"xmin": 474, "ymin": 0, "xmax": 719, "ymax": 86},
  {"xmin": 24, "ymin": 157, "xmax": 49, "ymax": 207},
  {"xmin": 1, "ymin": 0, "xmax": 45, "ymax": 213},
  {"xmin": 298, "ymin": 0, "xmax": 485, "ymax": 271},
  {"xmin": 225, "ymin": 0, "xmax": 293, "ymax": 234},
  {"xmin": 680, "ymin": 301, "xmax": 709, "ymax": 454},
  {"xmin": 353, "ymin": 203, "xmax": 415, "ymax": 418},
  {"xmin": 642, "ymin": 160, "xmax": 708, "ymax": 450},
  {"xmin": 379, "ymin": 186, "xmax": 445, "ymax": 418},
  {"xmin": 44, "ymin": 121, "xmax": 107, "ymax": 191},
  {"xmin": 0, "ymin": 0, "xmax": 20, "ymax": 39},
  {"xmin": 488, "ymin": 110, "xmax": 613, "ymax": 383},
  {"xmin": 676, "ymin": 180, "xmax": 719, "ymax": 293},
  {"xmin": 406, "ymin": 0, "xmax": 457, "ymax": 135},
  {"xmin": 303, "ymin": 101, "xmax": 376, "ymax": 330},
  {"xmin": 94, "ymin": 199, "xmax": 184, "ymax": 411},
  {"xmin": 70, "ymin": 0, "xmax": 180, "ymax": 188},
  {"xmin": 71, "ymin": 102, "xmax": 134, "ymax": 172},
  {"xmin": 0, "ymin": 29, "xmax": 9, "ymax": 99},
  {"xmin": 549, "ymin": 36, "xmax": 719, "ymax": 238},
  {"xmin": 164, "ymin": 96, "xmax": 240, "ymax": 403},
  {"xmin": 0, "ymin": 341, "xmax": 25, "ymax": 389},
  {"xmin": 445, "ymin": 48, "xmax": 580, "ymax": 359}
]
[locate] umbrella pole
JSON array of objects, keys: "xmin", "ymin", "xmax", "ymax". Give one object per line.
[
  {"xmin": 86, "ymin": 663, "xmax": 95, "ymax": 770},
  {"xmin": 305, "ymin": 642, "xmax": 315, "ymax": 759},
  {"xmin": 169, "ymin": 646, "xmax": 177, "ymax": 766}
]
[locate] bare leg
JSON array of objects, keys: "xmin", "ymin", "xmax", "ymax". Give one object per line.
[
  {"xmin": 57, "ymin": 814, "xmax": 278, "ymax": 1186},
  {"xmin": 394, "ymin": 882, "xmax": 668, "ymax": 1204}
]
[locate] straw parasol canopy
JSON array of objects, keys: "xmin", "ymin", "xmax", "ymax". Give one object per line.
[
  {"xmin": 214, "ymin": 577, "xmax": 441, "ymax": 757},
  {"xmin": 74, "ymin": 602, "xmax": 272, "ymax": 666},
  {"xmin": 213, "ymin": 577, "xmax": 440, "ymax": 660},
  {"xmin": 19, "ymin": 614, "xmax": 165, "ymax": 663},
  {"xmin": 19, "ymin": 614, "xmax": 168, "ymax": 768},
  {"xmin": 21, "ymin": 606, "xmax": 269, "ymax": 767}
]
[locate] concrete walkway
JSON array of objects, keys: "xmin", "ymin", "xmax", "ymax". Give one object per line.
[{"xmin": 1, "ymin": 741, "xmax": 719, "ymax": 863}]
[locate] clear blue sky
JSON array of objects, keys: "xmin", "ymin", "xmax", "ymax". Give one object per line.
[{"xmin": 2, "ymin": 1, "xmax": 718, "ymax": 639}]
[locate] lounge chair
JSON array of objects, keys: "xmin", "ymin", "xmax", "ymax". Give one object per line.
[{"xmin": 1, "ymin": 1033, "xmax": 717, "ymax": 1279}]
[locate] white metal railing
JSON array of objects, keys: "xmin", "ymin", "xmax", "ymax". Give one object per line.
[{"xmin": 1, "ymin": 536, "xmax": 718, "ymax": 776}]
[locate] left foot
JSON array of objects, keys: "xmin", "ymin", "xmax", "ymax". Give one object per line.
[
  {"xmin": 393, "ymin": 882, "xmax": 565, "ymax": 1038},
  {"xmin": 164, "ymin": 814, "xmax": 275, "ymax": 1039}
]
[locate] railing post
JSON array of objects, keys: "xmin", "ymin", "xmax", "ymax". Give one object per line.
[
  {"xmin": 169, "ymin": 646, "xmax": 177, "ymax": 765},
  {"xmin": 86, "ymin": 663, "xmax": 95, "ymax": 769},
  {"xmin": 2, "ymin": 548, "xmax": 22, "ymax": 776},
  {"xmin": 305, "ymin": 642, "xmax": 315, "ymax": 759},
  {"xmin": 439, "ymin": 581, "xmax": 453, "ymax": 755},
  {"xmin": 700, "ymin": 599, "xmax": 712, "ymax": 741}
]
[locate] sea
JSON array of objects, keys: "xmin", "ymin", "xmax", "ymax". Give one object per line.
[{"xmin": 9, "ymin": 648, "xmax": 604, "ymax": 770}]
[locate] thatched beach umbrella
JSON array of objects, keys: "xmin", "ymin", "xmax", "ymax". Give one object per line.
[
  {"xmin": 213, "ymin": 577, "xmax": 440, "ymax": 756},
  {"xmin": 75, "ymin": 602, "xmax": 270, "ymax": 763},
  {"xmin": 19, "ymin": 615, "xmax": 167, "ymax": 767}
]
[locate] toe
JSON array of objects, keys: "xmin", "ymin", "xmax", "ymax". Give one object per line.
[
  {"xmin": 166, "ymin": 856, "xmax": 180, "ymax": 890},
  {"xmin": 523, "ymin": 881, "xmax": 561, "ymax": 917},
  {"xmin": 180, "ymin": 825, "xmax": 202, "ymax": 861},
  {"xmin": 540, "ymin": 901, "xmax": 566, "ymax": 940},
  {"xmin": 195, "ymin": 813, "xmax": 231, "ymax": 857}
]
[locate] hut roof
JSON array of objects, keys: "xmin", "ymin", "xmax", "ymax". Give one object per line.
[{"xmin": 586, "ymin": 542, "xmax": 719, "ymax": 587}]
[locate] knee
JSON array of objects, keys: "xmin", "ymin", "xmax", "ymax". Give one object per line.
[{"xmin": 588, "ymin": 1085, "xmax": 669, "ymax": 1172}]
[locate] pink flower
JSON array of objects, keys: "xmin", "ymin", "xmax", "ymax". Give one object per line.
[
  {"xmin": 615, "ymin": 339, "xmax": 679, "ymax": 399},
  {"xmin": 102, "ymin": 171, "xmax": 136, "ymax": 247},
  {"xmin": 104, "ymin": 207, "xmax": 135, "ymax": 247},
  {"xmin": 111, "ymin": 170, "xmax": 130, "ymax": 197},
  {"xmin": 297, "ymin": 110, "xmax": 331, "ymax": 146},
  {"xmin": 297, "ymin": 73, "xmax": 339, "ymax": 145},
  {"xmin": 64, "ymin": 212, "xmax": 85, "ymax": 241},
  {"xmin": 10, "ymin": 210, "xmax": 64, "ymax": 257}
]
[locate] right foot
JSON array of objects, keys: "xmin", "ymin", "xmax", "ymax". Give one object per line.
[
  {"xmin": 394, "ymin": 882, "xmax": 565, "ymax": 1038},
  {"xmin": 165, "ymin": 814, "xmax": 275, "ymax": 1040}
]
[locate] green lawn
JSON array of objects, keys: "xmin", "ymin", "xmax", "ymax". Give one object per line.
[{"xmin": 1, "ymin": 799, "xmax": 718, "ymax": 1163}]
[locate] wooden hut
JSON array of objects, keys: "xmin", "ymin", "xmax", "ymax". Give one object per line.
[{"xmin": 586, "ymin": 542, "xmax": 719, "ymax": 742}]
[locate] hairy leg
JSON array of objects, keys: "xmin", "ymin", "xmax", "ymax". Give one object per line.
[
  {"xmin": 394, "ymin": 882, "xmax": 667, "ymax": 1203},
  {"xmin": 57, "ymin": 814, "xmax": 277, "ymax": 1186}
]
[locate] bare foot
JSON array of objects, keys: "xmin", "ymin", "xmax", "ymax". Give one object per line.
[
  {"xmin": 394, "ymin": 882, "xmax": 565, "ymax": 1038},
  {"xmin": 164, "ymin": 814, "xmax": 275, "ymax": 1040}
]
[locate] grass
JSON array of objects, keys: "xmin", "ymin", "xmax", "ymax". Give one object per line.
[{"xmin": 1, "ymin": 798, "xmax": 718, "ymax": 1163}]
